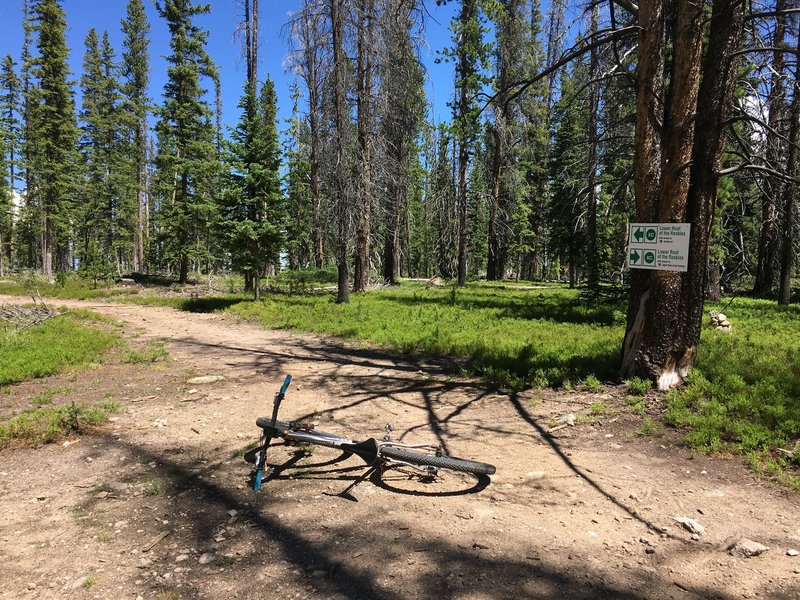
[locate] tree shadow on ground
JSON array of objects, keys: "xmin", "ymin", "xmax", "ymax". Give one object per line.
[
  {"xmin": 381, "ymin": 290, "xmax": 621, "ymax": 326},
  {"xmin": 80, "ymin": 428, "xmax": 781, "ymax": 600}
]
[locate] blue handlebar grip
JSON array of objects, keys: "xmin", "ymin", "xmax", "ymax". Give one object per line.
[
  {"xmin": 253, "ymin": 468, "xmax": 263, "ymax": 492},
  {"xmin": 279, "ymin": 374, "xmax": 292, "ymax": 396}
]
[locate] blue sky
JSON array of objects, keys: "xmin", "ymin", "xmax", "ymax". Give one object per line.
[{"xmin": 0, "ymin": 0, "xmax": 458, "ymax": 133}]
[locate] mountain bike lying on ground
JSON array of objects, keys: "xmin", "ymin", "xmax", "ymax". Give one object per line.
[{"xmin": 248, "ymin": 375, "xmax": 496, "ymax": 495}]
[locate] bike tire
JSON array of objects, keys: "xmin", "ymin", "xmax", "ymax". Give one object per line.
[{"xmin": 379, "ymin": 446, "xmax": 496, "ymax": 476}]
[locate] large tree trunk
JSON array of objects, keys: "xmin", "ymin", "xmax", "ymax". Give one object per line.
[
  {"xmin": 353, "ymin": 0, "xmax": 374, "ymax": 292},
  {"xmin": 706, "ymin": 261, "xmax": 722, "ymax": 301},
  {"xmin": 456, "ymin": 142, "xmax": 468, "ymax": 286},
  {"xmin": 331, "ymin": 0, "xmax": 350, "ymax": 304},
  {"xmin": 621, "ymin": 0, "xmax": 743, "ymax": 389},
  {"xmin": 585, "ymin": 4, "xmax": 600, "ymax": 296},
  {"xmin": 487, "ymin": 119, "xmax": 503, "ymax": 281},
  {"xmin": 303, "ymin": 5, "xmax": 324, "ymax": 270},
  {"xmin": 778, "ymin": 23, "xmax": 800, "ymax": 305}
]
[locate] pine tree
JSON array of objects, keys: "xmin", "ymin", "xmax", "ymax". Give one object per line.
[
  {"xmin": 78, "ymin": 29, "xmax": 126, "ymax": 280},
  {"xmin": 515, "ymin": 0, "xmax": 550, "ymax": 280},
  {"xmin": 381, "ymin": 0, "xmax": 426, "ymax": 284},
  {"xmin": 30, "ymin": 0, "xmax": 79, "ymax": 276},
  {"xmin": 219, "ymin": 79, "xmax": 286, "ymax": 300},
  {"xmin": 487, "ymin": 0, "xmax": 530, "ymax": 280},
  {"xmin": 153, "ymin": 0, "xmax": 221, "ymax": 283},
  {"xmin": 549, "ymin": 62, "xmax": 589, "ymax": 286},
  {"xmin": 17, "ymin": 0, "xmax": 40, "ymax": 270},
  {"xmin": 0, "ymin": 56, "xmax": 20, "ymax": 274},
  {"xmin": 120, "ymin": 0, "xmax": 151, "ymax": 272},
  {"xmin": 452, "ymin": 0, "xmax": 488, "ymax": 285}
]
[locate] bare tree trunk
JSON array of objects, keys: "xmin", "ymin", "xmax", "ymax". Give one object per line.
[
  {"xmin": 585, "ymin": 3, "xmax": 600, "ymax": 296},
  {"xmin": 43, "ymin": 214, "xmax": 53, "ymax": 278},
  {"xmin": 621, "ymin": 0, "xmax": 743, "ymax": 388},
  {"xmin": 331, "ymin": 0, "xmax": 350, "ymax": 303},
  {"xmin": 456, "ymin": 140, "xmax": 468, "ymax": 286},
  {"xmin": 455, "ymin": 0, "xmax": 477, "ymax": 287},
  {"xmin": 706, "ymin": 261, "xmax": 722, "ymax": 300},
  {"xmin": 245, "ymin": 0, "xmax": 252, "ymax": 83},
  {"xmin": 487, "ymin": 119, "xmax": 502, "ymax": 281},
  {"xmin": 778, "ymin": 23, "xmax": 800, "ymax": 305},
  {"xmin": 753, "ymin": 0, "xmax": 786, "ymax": 297},
  {"xmin": 353, "ymin": 0, "xmax": 374, "ymax": 292},
  {"xmin": 297, "ymin": 3, "xmax": 324, "ymax": 269},
  {"xmin": 252, "ymin": 0, "xmax": 258, "ymax": 83}
]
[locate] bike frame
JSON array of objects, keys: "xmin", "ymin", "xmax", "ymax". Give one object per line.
[
  {"xmin": 262, "ymin": 421, "xmax": 438, "ymax": 470},
  {"xmin": 252, "ymin": 374, "xmax": 494, "ymax": 493}
]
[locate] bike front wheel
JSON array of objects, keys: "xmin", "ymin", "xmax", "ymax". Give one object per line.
[{"xmin": 379, "ymin": 446, "xmax": 496, "ymax": 476}]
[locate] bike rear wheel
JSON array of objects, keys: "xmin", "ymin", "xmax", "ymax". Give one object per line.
[{"xmin": 379, "ymin": 446, "xmax": 495, "ymax": 476}]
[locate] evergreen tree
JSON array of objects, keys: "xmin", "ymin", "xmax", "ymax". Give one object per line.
[
  {"xmin": 0, "ymin": 56, "xmax": 20, "ymax": 273},
  {"xmin": 381, "ymin": 0, "xmax": 426, "ymax": 284},
  {"xmin": 219, "ymin": 79, "xmax": 286, "ymax": 300},
  {"xmin": 515, "ymin": 0, "xmax": 550, "ymax": 280},
  {"xmin": 30, "ymin": 0, "xmax": 79, "ymax": 276},
  {"xmin": 17, "ymin": 0, "xmax": 40, "ymax": 270},
  {"xmin": 549, "ymin": 62, "xmax": 589, "ymax": 286},
  {"xmin": 429, "ymin": 125, "xmax": 457, "ymax": 278},
  {"xmin": 451, "ymin": 0, "xmax": 489, "ymax": 285},
  {"xmin": 120, "ymin": 0, "xmax": 151, "ymax": 272},
  {"xmin": 486, "ymin": 0, "xmax": 530, "ymax": 280},
  {"xmin": 78, "ymin": 30, "xmax": 127, "ymax": 280},
  {"xmin": 153, "ymin": 0, "xmax": 221, "ymax": 283}
]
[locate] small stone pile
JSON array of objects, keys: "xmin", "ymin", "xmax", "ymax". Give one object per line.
[{"xmin": 709, "ymin": 310, "xmax": 732, "ymax": 332}]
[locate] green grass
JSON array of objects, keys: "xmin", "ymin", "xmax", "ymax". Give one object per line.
[
  {"xmin": 0, "ymin": 312, "xmax": 119, "ymax": 386},
  {"xmin": 223, "ymin": 283, "xmax": 623, "ymax": 389},
  {"xmin": 142, "ymin": 475, "xmax": 169, "ymax": 497},
  {"xmin": 625, "ymin": 377, "xmax": 652, "ymax": 396},
  {"xmin": 666, "ymin": 297, "xmax": 800, "ymax": 454},
  {"xmin": 125, "ymin": 340, "xmax": 168, "ymax": 363},
  {"xmin": 0, "ymin": 273, "xmax": 140, "ymax": 300},
  {"xmin": 6, "ymin": 275, "xmax": 800, "ymax": 482},
  {"xmin": 0, "ymin": 402, "xmax": 119, "ymax": 449}
]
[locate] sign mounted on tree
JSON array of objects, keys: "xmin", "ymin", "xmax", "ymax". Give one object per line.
[{"xmin": 627, "ymin": 223, "xmax": 691, "ymax": 272}]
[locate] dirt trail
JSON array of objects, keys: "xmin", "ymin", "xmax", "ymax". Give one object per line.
[{"xmin": 1, "ymin": 296, "xmax": 799, "ymax": 599}]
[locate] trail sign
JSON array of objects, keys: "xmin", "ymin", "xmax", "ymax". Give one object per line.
[{"xmin": 626, "ymin": 223, "xmax": 691, "ymax": 272}]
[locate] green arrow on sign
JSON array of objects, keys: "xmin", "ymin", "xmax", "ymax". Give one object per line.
[
  {"xmin": 630, "ymin": 249, "xmax": 640, "ymax": 264},
  {"xmin": 634, "ymin": 227, "xmax": 644, "ymax": 242}
]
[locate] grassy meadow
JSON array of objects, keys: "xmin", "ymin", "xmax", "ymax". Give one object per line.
[
  {"xmin": 0, "ymin": 309, "xmax": 125, "ymax": 448},
  {"xmin": 1, "ymin": 271, "xmax": 799, "ymax": 480}
]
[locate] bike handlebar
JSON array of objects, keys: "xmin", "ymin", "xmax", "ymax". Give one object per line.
[{"xmin": 279, "ymin": 374, "xmax": 292, "ymax": 397}]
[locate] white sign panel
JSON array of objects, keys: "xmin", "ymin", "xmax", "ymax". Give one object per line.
[{"xmin": 627, "ymin": 223, "xmax": 691, "ymax": 272}]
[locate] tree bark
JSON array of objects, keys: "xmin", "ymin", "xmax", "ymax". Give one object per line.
[
  {"xmin": 299, "ymin": 5, "xmax": 324, "ymax": 270},
  {"xmin": 353, "ymin": 0, "xmax": 374, "ymax": 292},
  {"xmin": 778, "ymin": 20, "xmax": 800, "ymax": 305},
  {"xmin": 455, "ymin": 0, "xmax": 477, "ymax": 287},
  {"xmin": 331, "ymin": 0, "xmax": 350, "ymax": 303},
  {"xmin": 621, "ymin": 0, "xmax": 743, "ymax": 389},
  {"xmin": 585, "ymin": 3, "xmax": 600, "ymax": 296},
  {"xmin": 706, "ymin": 261, "xmax": 722, "ymax": 301},
  {"xmin": 487, "ymin": 119, "xmax": 503, "ymax": 281}
]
